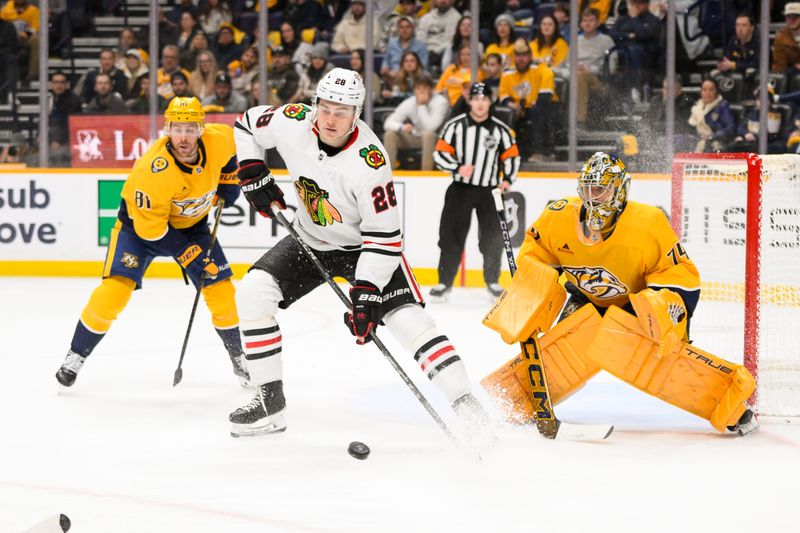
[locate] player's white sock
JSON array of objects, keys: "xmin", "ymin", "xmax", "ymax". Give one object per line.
[{"xmin": 240, "ymin": 318, "xmax": 283, "ymax": 385}]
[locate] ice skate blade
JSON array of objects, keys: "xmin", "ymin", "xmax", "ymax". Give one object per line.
[{"xmin": 230, "ymin": 413, "xmax": 287, "ymax": 438}]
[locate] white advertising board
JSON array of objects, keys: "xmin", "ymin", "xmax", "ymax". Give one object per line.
[{"xmin": 0, "ymin": 171, "xmax": 672, "ymax": 276}]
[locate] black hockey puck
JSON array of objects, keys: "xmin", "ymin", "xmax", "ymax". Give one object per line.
[{"xmin": 347, "ymin": 441, "xmax": 370, "ymax": 460}]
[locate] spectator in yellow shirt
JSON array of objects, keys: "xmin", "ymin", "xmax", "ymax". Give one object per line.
[
  {"xmin": 499, "ymin": 38, "xmax": 555, "ymax": 161},
  {"xmin": 530, "ymin": 14, "xmax": 569, "ymax": 79},
  {"xmin": 0, "ymin": 0, "xmax": 39, "ymax": 82},
  {"xmin": 484, "ymin": 13, "xmax": 517, "ymax": 71},
  {"xmin": 435, "ymin": 43, "xmax": 483, "ymax": 106}
]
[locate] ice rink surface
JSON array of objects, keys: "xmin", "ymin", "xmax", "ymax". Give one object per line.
[{"xmin": 1, "ymin": 277, "xmax": 798, "ymax": 533}]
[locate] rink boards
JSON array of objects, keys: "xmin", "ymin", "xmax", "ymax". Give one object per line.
[{"xmin": 0, "ymin": 169, "xmax": 671, "ymax": 285}]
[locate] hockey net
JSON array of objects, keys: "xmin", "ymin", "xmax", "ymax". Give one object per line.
[{"xmin": 672, "ymin": 153, "xmax": 800, "ymax": 417}]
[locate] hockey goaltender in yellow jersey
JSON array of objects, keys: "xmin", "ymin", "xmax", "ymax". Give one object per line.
[{"xmin": 482, "ymin": 151, "xmax": 759, "ymax": 436}]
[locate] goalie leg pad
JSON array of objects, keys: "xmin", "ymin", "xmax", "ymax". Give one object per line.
[
  {"xmin": 483, "ymin": 255, "xmax": 566, "ymax": 344},
  {"xmin": 80, "ymin": 275, "xmax": 136, "ymax": 333},
  {"xmin": 586, "ymin": 306, "xmax": 755, "ymax": 432},
  {"xmin": 385, "ymin": 304, "xmax": 470, "ymax": 403},
  {"xmin": 202, "ymin": 278, "xmax": 239, "ymax": 329},
  {"xmin": 481, "ymin": 304, "xmax": 603, "ymax": 424}
]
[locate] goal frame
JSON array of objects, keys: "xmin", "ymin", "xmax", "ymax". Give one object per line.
[{"xmin": 671, "ymin": 152, "xmax": 762, "ymax": 405}]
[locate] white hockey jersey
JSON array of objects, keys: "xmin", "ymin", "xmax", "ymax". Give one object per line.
[{"xmin": 234, "ymin": 103, "xmax": 402, "ymax": 290}]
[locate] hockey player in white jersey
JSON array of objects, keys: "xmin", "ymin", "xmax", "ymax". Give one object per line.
[{"xmin": 229, "ymin": 68, "xmax": 492, "ymax": 440}]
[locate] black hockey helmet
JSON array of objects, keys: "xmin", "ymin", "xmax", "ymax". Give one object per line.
[{"xmin": 469, "ymin": 82, "xmax": 489, "ymax": 99}]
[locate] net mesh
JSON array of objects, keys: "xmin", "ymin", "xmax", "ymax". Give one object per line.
[{"xmin": 677, "ymin": 154, "xmax": 800, "ymax": 417}]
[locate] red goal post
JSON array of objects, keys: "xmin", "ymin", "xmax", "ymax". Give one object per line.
[{"xmin": 671, "ymin": 152, "xmax": 800, "ymax": 417}]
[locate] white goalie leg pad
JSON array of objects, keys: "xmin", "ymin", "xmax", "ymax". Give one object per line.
[
  {"xmin": 384, "ymin": 304, "xmax": 471, "ymax": 403},
  {"xmin": 237, "ymin": 269, "xmax": 284, "ymax": 386}
]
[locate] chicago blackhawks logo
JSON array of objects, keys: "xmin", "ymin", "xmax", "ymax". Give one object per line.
[
  {"xmin": 283, "ymin": 103, "xmax": 311, "ymax": 121},
  {"xmin": 562, "ymin": 265, "xmax": 628, "ymax": 300},
  {"xmin": 295, "ymin": 176, "xmax": 342, "ymax": 227},
  {"xmin": 359, "ymin": 144, "xmax": 386, "ymax": 169}
]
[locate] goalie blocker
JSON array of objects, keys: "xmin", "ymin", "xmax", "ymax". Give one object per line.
[{"xmin": 482, "ymin": 258, "xmax": 756, "ymax": 433}]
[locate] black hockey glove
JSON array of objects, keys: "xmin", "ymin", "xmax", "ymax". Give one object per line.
[
  {"xmin": 238, "ymin": 159, "xmax": 286, "ymax": 218},
  {"xmin": 344, "ymin": 281, "xmax": 382, "ymax": 345}
]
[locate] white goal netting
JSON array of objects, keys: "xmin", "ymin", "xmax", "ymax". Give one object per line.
[{"xmin": 675, "ymin": 153, "xmax": 800, "ymax": 417}]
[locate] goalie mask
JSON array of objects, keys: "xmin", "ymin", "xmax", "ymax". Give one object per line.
[
  {"xmin": 577, "ymin": 151, "xmax": 630, "ymax": 232},
  {"xmin": 312, "ymin": 67, "xmax": 366, "ymax": 134}
]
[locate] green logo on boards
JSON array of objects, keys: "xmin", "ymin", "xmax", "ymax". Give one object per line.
[{"xmin": 98, "ymin": 180, "xmax": 124, "ymax": 246}]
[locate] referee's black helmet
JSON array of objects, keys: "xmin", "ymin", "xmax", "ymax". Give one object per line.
[{"xmin": 469, "ymin": 82, "xmax": 489, "ymax": 99}]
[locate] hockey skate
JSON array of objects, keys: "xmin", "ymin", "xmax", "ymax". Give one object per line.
[
  {"xmin": 727, "ymin": 406, "xmax": 759, "ymax": 436},
  {"xmin": 229, "ymin": 352, "xmax": 252, "ymax": 388},
  {"xmin": 452, "ymin": 393, "xmax": 497, "ymax": 453},
  {"xmin": 229, "ymin": 380, "xmax": 287, "ymax": 437},
  {"xmin": 55, "ymin": 350, "xmax": 86, "ymax": 387},
  {"xmin": 429, "ymin": 284, "xmax": 452, "ymax": 302},
  {"xmin": 486, "ymin": 283, "xmax": 504, "ymax": 300}
]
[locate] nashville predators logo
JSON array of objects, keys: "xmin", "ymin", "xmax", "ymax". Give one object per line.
[
  {"xmin": 563, "ymin": 265, "xmax": 628, "ymax": 300},
  {"xmin": 359, "ymin": 144, "xmax": 386, "ymax": 169},
  {"xmin": 295, "ymin": 176, "xmax": 342, "ymax": 227},
  {"xmin": 283, "ymin": 103, "xmax": 310, "ymax": 121},
  {"xmin": 172, "ymin": 190, "xmax": 216, "ymax": 218},
  {"xmin": 151, "ymin": 157, "xmax": 169, "ymax": 173},
  {"xmin": 120, "ymin": 252, "xmax": 139, "ymax": 269}
]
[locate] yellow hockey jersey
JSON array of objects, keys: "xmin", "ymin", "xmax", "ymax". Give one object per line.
[
  {"xmin": 498, "ymin": 63, "xmax": 555, "ymax": 108},
  {"xmin": 518, "ymin": 197, "xmax": 701, "ymax": 310},
  {"xmin": 120, "ymin": 123, "xmax": 238, "ymax": 241}
]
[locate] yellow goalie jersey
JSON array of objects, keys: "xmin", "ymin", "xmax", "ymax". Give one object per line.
[
  {"xmin": 120, "ymin": 123, "xmax": 238, "ymax": 241},
  {"xmin": 519, "ymin": 197, "xmax": 701, "ymax": 313}
]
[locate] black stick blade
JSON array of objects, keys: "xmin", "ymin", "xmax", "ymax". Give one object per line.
[{"xmin": 173, "ymin": 368, "xmax": 183, "ymax": 387}]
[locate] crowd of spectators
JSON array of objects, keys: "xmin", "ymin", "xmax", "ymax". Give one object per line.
[{"xmin": 6, "ymin": 0, "xmax": 800, "ymax": 167}]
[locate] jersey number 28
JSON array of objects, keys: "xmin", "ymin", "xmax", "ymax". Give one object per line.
[{"xmin": 371, "ymin": 183, "xmax": 397, "ymax": 213}]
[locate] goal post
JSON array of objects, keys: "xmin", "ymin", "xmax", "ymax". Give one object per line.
[{"xmin": 671, "ymin": 152, "xmax": 800, "ymax": 417}]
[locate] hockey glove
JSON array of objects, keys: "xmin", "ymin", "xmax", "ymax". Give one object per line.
[
  {"xmin": 177, "ymin": 243, "xmax": 219, "ymax": 280},
  {"xmin": 238, "ymin": 159, "xmax": 285, "ymax": 218},
  {"xmin": 344, "ymin": 281, "xmax": 382, "ymax": 345}
]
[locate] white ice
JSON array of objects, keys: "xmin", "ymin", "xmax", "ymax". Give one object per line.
[{"xmin": 1, "ymin": 277, "xmax": 798, "ymax": 533}]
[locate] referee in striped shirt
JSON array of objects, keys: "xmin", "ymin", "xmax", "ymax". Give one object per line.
[{"xmin": 430, "ymin": 82, "xmax": 521, "ymax": 301}]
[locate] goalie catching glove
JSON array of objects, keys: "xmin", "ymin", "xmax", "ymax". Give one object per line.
[
  {"xmin": 629, "ymin": 288, "xmax": 687, "ymax": 358},
  {"xmin": 344, "ymin": 281, "xmax": 381, "ymax": 344},
  {"xmin": 238, "ymin": 159, "xmax": 286, "ymax": 218},
  {"xmin": 177, "ymin": 243, "xmax": 219, "ymax": 280}
]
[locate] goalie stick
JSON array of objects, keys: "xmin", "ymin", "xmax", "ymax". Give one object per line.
[
  {"xmin": 270, "ymin": 210, "xmax": 460, "ymax": 446},
  {"xmin": 492, "ymin": 189, "xmax": 613, "ymax": 441},
  {"xmin": 173, "ymin": 200, "xmax": 225, "ymax": 387}
]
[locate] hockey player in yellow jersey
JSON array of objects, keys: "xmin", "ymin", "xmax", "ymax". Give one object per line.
[
  {"xmin": 55, "ymin": 97, "xmax": 250, "ymax": 387},
  {"xmin": 482, "ymin": 151, "xmax": 759, "ymax": 436}
]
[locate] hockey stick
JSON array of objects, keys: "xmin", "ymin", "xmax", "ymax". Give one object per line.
[
  {"xmin": 492, "ymin": 189, "xmax": 613, "ymax": 441},
  {"xmin": 173, "ymin": 200, "xmax": 226, "ymax": 387},
  {"xmin": 271, "ymin": 210, "xmax": 458, "ymax": 445}
]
